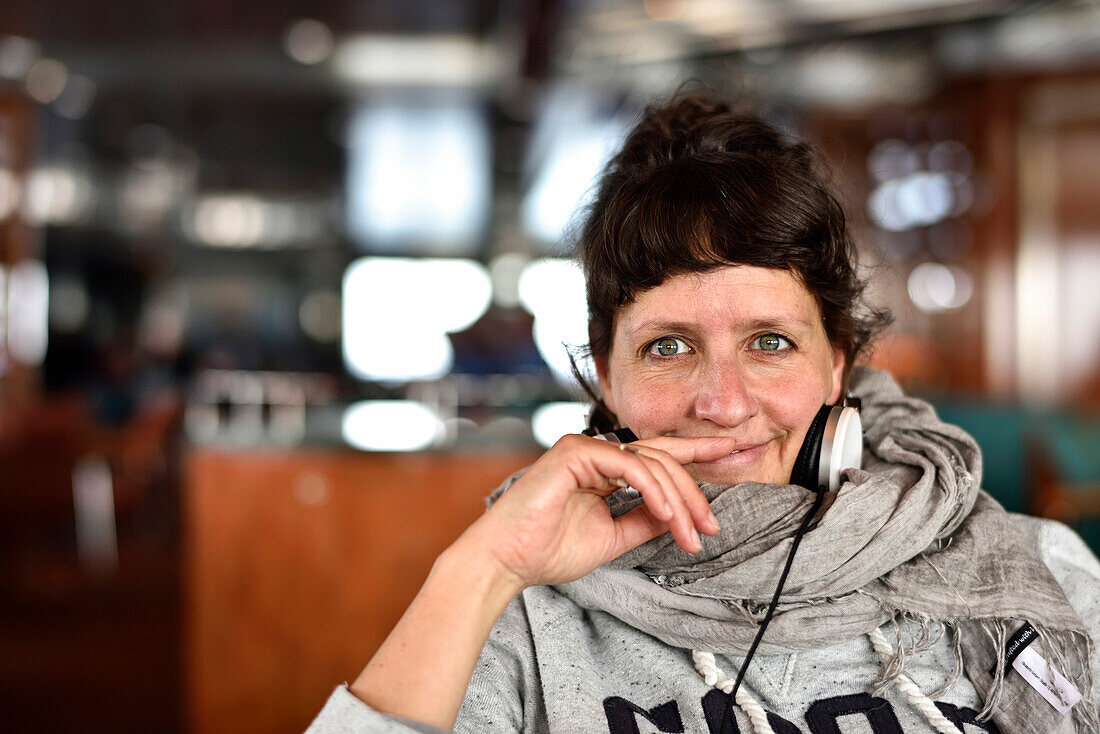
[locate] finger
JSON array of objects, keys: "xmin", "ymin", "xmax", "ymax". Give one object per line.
[
  {"xmin": 639, "ymin": 448, "xmax": 721, "ymax": 536},
  {"xmin": 579, "ymin": 444, "xmax": 674, "ymax": 523},
  {"xmin": 635, "ymin": 435, "xmax": 741, "ymax": 466},
  {"xmin": 635, "ymin": 452, "xmax": 701, "ymax": 553},
  {"xmin": 609, "ymin": 504, "xmax": 668, "ymax": 557},
  {"xmin": 598, "ymin": 447, "xmax": 699, "ymax": 550}
]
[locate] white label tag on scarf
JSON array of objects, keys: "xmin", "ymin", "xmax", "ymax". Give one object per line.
[{"xmin": 1005, "ymin": 623, "xmax": 1081, "ymax": 714}]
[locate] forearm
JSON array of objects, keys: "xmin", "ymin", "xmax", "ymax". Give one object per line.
[{"xmin": 350, "ymin": 535, "xmax": 524, "ymax": 730}]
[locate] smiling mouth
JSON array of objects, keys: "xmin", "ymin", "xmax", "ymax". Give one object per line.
[{"xmin": 698, "ymin": 441, "xmax": 769, "ymax": 463}]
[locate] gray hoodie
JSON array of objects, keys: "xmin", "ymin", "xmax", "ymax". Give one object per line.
[{"xmin": 307, "ymin": 513, "xmax": 1100, "ymax": 733}]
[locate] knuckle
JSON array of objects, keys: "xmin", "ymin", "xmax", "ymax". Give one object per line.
[{"xmin": 553, "ymin": 433, "xmax": 587, "ymax": 451}]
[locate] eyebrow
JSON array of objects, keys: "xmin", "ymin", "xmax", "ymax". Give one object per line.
[{"xmin": 624, "ymin": 315, "xmax": 814, "ymax": 338}]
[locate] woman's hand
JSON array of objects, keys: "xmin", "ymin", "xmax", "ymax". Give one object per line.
[
  {"xmin": 351, "ymin": 434, "xmax": 736, "ymax": 727},
  {"xmin": 455, "ymin": 434, "xmax": 739, "ymax": 591}
]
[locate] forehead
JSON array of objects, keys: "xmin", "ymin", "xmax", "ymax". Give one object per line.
[{"xmin": 618, "ymin": 266, "xmax": 821, "ymax": 332}]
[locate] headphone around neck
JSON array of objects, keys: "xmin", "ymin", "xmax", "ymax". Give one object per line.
[{"xmin": 789, "ymin": 397, "xmax": 863, "ymax": 493}]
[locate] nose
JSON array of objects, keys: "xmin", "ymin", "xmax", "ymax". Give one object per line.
[{"xmin": 691, "ymin": 357, "xmax": 760, "ymax": 428}]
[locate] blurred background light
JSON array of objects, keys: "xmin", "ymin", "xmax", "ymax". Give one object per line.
[
  {"xmin": 869, "ymin": 179, "xmax": 910, "ymax": 232},
  {"xmin": 522, "ymin": 88, "xmax": 631, "ymax": 245},
  {"xmin": 518, "ymin": 258, "xmax": 589, "ymax": 386},
  {"xmin": 345, "ymin": 330, "xmax": 454, "ymax": 384},
  {"xmin": 119, "ymin": 158, "xmax": 197, "ymax": 233},
  {"xmin": 345, "ymin": 258, "xmax": 492, "ymax": 334},
  {"xmin": 868, "ymin": 139, "xmax": 921, "ymax": 182},
  {"xmin": 794, "ymin": 44, "xmax": 934, "ymax": 105},
  {"xmin": 995, "ymin": 6, "xmax": 1100, "ymax": 66},
  {"xmin": 25, "ymin": 57, "xmax": 67, "ymax": 104},
  {"xmin": 137, "ymin": 287, "xmax": 188, "ymax": 359},
  {"xmin": 48, "ymin": 275, "xmax": 90, "ymax": 334},
  {"xmin": 346, "ymin": 98, "xmax": 490, "ymax": 255},
  {"xmin": 342, "ymin": 400, "xmax": 444, "ymax": 451},
  {"xmin": 868, "ymin": 141, "xmax": 974, "ymax": 235},
  {"xmin": 137, "ymin": 290, "xmax": 187, "ymax": 360},
  {"xmin": 342, "ymin": 258, "xmax": 492, "ymax": 383},
  {"xmin": 298, "ymin": 290, "xmax": 342, "ymax": 344},
  {"xmin": 895, "ymin": 171, "xmax": 955, "ymax": 227},
  {"xmin": 7, "ymin": 259, "xmax": 49, "ymax": 365},
  {"xmin": 0, "ymin": 35, "xmax": 39, "ymax": 80},
  {"xmin": 23, "ymin": 164, "xmax": 95, "ymax": 225},
  {"xmin": 531, "ymin": 401, "xmax": 589, "ymax": 448},
  {"xmin": 907, "ymin": 262, "xmax": 974, "ymax": 313},
  {"xmin": 52, "ymin": 73, "xmax": 97, "ymax": 120},
  {"xmin": 0, "ymin": 265, "xmax": 7, "ymax": 375},
  {"xmin": 332, "ymin": 34, "xmax": 495, "ymax": 87},
  {"xmin": 488, "ymin": 252, "xmax": 530, "ymax": 309},
  {"xmin": 928, "ymin": 139, "xmax": 973, "ymax": 175},
  {"xmin": 187, "ymin": 194, "xmax": 265, "ymax": 248},
  {"xmin": 283, "ymin": 19, "xmax": 334, "ymax": 65},
  {"xmin": 182, "ymin": 194, "xmax": 326, "ymax": 248}
]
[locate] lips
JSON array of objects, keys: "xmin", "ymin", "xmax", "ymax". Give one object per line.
[{"xmin": 703, "ymin": 439, "xmax": 773, "ymax": 466}]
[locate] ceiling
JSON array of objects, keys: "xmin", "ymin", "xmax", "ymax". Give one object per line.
[{"xmin": 3, "ymin": 0, "xmax": 1079, "ymax": 97}]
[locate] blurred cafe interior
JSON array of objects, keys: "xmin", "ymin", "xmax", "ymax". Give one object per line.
[{"xmin": 1, "ymin": 0, "xmax": 1099, "ymax": 731}]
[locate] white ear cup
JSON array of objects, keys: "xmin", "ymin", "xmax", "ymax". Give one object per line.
[{"xmin": 819, "ymin": 406, "xmax": 863, "ymax": 492}]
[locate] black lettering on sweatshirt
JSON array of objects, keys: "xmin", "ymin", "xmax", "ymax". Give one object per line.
[
  {"xmin": 805, "ymin": 693, "xmax": 904, "ymax": 734},
  {"xmin": 701, "ymin": 689, "xmax": 802, "ymax": 734},
  {"xmin": 606, "ymin": 690, "xmax": 999, "ymax": 733},
  {"xmin": 701, "ymin": 689, "xmax": 741, "ymax": 734},
  {"xmin": 935, "ymin": 702, "xmax": 1003, "ymax": 733},
  {"xmin": 603, "ymin": 696, "xmax": 684, "ymax": 734}
]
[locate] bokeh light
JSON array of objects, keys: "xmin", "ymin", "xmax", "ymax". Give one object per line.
[
  {"xmin": 7, "ymin": 259, "xmax": 49, "ymax": 365},
  {"xmin": 342, "ymin": 258, "xmax": 492, "ymax": 383},
  {"xmin": 25, "ymin": 57, "xmax": 68, "ymax": 104},
  {"xmin": 284, "ymin": 19, "xmax": 334, "ymax": 65},
  {"xmin": 531, "ymin": 401, "xmax": 589, "ymax": 448},
  {"xmin": 342, "ymin": 400, "xmax": 445, "ymax": 451},
  {"xmin": 518, "ymin": 258, "xmax": 589, "ymax": 386},
  {"xmin": 907, "ymin": 262, "xmax": 974, "ymax": 313},
  {"xmin": 346, "ymin": 98, "xmax": 490, "ymax": 254},
  {"xmin": 0, "ymin": 35, "xmax": 38, "ymax": 79}
]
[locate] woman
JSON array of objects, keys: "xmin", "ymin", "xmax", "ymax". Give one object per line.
[{"xmin": 310, "ymin": 95, "xmax": 1100, "ymax": 733}]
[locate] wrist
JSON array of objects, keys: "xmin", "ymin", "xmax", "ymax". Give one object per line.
[{"xmin": 438, "ymin": 527, "xmax": 527, "ymax": 604}]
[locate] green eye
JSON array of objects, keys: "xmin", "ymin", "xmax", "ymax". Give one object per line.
[
  {"xmin": 649, "ymin": 337, "xmax": 689, "ymax": 357},
  {"xmin": 754, "ymin": 334, "xmax": 792, "ymax": 351}
]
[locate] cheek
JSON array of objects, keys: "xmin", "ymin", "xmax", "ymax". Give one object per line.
[
  {"xmin": 610, "ymin": 374, "xmax": 693, "ymax": 437},
  {"xmin": 752, "ymin": 365, "xmax": 834, "ymax": 433}
]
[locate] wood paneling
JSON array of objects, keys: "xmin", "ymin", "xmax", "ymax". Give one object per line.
[{"xmin": 183, "ymin": 448, "xmax": 541, "ymax": 734}]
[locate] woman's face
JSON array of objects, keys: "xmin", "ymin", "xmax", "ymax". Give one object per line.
[{"xmin": 596, "ymin": 266, "xmax": 845, "ymax": 486}]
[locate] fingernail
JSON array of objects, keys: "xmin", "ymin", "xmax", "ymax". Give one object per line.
[
  {"xmin": 691, "ymin": 528, "xmax": 702, "ymax": 552},
  {"xmin": 663, "ymin": 502, "xmax": 673, "ymax": 518},
  {"xmin": 707, "ymin": 510, "xmax": 720, "ymax": 532}
]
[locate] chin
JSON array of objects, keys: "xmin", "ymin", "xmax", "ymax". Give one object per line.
[{"xmin": 687, "ymin": 464, "xmax": 789, "ymax": 487}]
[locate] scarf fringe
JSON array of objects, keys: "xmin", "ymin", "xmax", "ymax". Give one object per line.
[
  {"xmin": 872, "ymin": 610, "xmax": 1098, "ymax": 733},
  {"xmin": 871, "ymin": 612, "xmax": 953, "ymax": 698}
]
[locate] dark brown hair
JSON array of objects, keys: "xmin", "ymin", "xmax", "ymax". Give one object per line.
[{"xmin": 574, "ymin": 94, "xmax": 891, "ymax": 430}]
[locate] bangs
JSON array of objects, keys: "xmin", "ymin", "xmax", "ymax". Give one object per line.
[{"xmin": 593, "ymin": 154, "xmax": 829, "ymax": 309}]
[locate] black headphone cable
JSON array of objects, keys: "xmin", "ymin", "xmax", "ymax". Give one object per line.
[{"xmin": 717, "ymin": 484, "xmax": 827, "ymax": 733}]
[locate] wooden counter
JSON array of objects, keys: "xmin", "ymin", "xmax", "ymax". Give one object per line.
[{"xmin": 183, "ymin": 448, "xmax": 540, "ymax": 734}]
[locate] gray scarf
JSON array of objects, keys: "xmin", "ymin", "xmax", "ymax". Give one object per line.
[{"xmin": 535, "ymin": 368, "xmax": 1095, "ymax": 733}]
